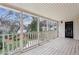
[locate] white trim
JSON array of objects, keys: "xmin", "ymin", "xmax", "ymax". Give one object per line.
[{"xmin": 0, "ymin": 5, "xmax": 20, "ymax": 13}]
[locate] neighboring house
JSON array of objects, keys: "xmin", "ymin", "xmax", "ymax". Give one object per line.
[
  {"xmin": 17, "ymin": 29, "xmax": 27, "ymax": 34},
  {"xmin": 17, "ymin": 25, "xmax": 30, "ymax": 34},
  {"xmin": 40, "ymin": 20, "xmax": 56, "ymax": 31}
]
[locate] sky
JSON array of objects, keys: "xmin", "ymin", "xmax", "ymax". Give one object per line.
[
  {"xmin": 0, "ymin": 7, "xmax": 33, "ymax": 26},
  {"xmin": 0, "ymin": 8, "xmax": 8, "ymax": 16}
]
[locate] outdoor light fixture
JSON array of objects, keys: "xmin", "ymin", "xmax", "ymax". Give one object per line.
[{"xmin": 61, "ymin": 21, "xmax": 63, "ymax": 23}]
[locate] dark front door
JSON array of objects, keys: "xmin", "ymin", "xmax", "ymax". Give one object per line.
[{"xmin": 65, "ymin": 21, "xmax": 73, "ymax": 38}]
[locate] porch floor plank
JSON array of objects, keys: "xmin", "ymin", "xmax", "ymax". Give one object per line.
[{"xmin": 20, "ymin": 38, "xmax": 79, "ymax": 55}]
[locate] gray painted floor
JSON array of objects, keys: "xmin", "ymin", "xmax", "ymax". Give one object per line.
[{"xmin": 20, "ymin": 38, "xmax": 79, "ymax": 55}]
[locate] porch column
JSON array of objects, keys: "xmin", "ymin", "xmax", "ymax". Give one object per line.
[
  {"xmin": 47, "ymin": 20, "xmax": 49, "ymax": 31},
  {"xmin": 37, "ymin": 17, "xmax": 40, "ymax": 45},
  {"xmin": 46, "ymin": 20, "xmax": 49, "ymax": 40},
  {"xmin": 20, "ymin": 12, "xmax": 24, "ymax": 49}
]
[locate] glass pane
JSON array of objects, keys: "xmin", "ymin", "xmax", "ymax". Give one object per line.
[{"xmin": 0, "ymin": 7, "xmax": 20, "ymax": 54}]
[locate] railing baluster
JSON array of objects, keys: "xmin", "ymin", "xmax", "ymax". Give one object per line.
[
  {"xmin": 32, "ymin": 32, "xmax": 34, "ymax": 46},
  {"xmin": 26, "ymin": 33, "xmax": 28, "ymax": 48},
  {"xmin": 28, "ymin": 33, "xmax": 29, "ymax": 47},
  {"xmin": 30, "ymin": 33, "xmax": 32, "ymax": 46},
  {"xmin": 12, "ymin": 34, "xmax": 14, "ymax": 52},
  {"xmin": 24, "ymin": 33, "xmax": 26, "ymax": 48},
  {"xmin": 36, "ymin": 32, "xmax": 38, "ymax": 44},
  {"xmin": 16, "ymin": 34, "xmax": 18, "ymax": 49},
  {"xmin": 15, "ymin": 34, "xmax": 17, "ymax": 50},
  {"xmin": 33, "ymin": 32, "xmax": 34, "ymax": 45},
  {"xmin": 33, "ymin": 32, "xmax": 34, "ymax": 39},
  {"xmin": 7, "ymin": 34, "xmax": 10, "ymax": 54},
  {"xmin": 2, "ymin": 34, "xmax": 5, "ymax": 54},
  {"xmin": 32, "ymin": 33, "xmax": 33, "ymax": 45},
  {"xmin": 31, "ymin": 32, "xmax": 33, "ymax": 46},
  {"xmin": 30, "ymin": 33, "xmax": 31, "ymax": 46},
  {"xmin": 30, "ymin": 32, "xmax": 31, "ymax": 46},
  {"xmin": 25, "ymin": 34, "xmax": 26, "ymax": 45}
]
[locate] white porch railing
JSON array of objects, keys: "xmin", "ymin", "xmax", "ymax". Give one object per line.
[{"xmin": 0, "ymin": 31, "xmax": 57, "ymax": 55}]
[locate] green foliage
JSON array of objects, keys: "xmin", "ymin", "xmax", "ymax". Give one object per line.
[
  {"xmin": 39, "ymin": 24, "xmax": 42, "ymax": 31},
  {"xmin": 29, "ymin": 17, "xmax": 42, "ymax": 32},
  {"xmin": 30, "ymin": 19, "xmax": 37, "ymax": 32},
  {"xmin": 0, "ymin": 36, "xmax": 2, "ymax": 49}
]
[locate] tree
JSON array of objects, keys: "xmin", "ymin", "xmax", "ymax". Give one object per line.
[
  {"xmin": 30, "ymin": 17, "xmax": 37, "ymax": 32},
  {"xmin": 0, "ymin": 10, "xmax": 20, "ymax": 34},
  {"xmin": 29, "ymin": 17, "xmax": 42, "ymax": 32}
]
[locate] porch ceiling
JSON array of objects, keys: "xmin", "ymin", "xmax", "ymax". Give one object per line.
[{"xmin": 1, "ymin": 3, "xmax": 79, "ymax": 21}]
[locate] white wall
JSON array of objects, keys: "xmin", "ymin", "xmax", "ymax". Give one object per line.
[
  {"xmin": 59, "ymin": 18, "xmax": 79, "ymax": 40},
  {"xmin": 59, "ymin": 21, "xmax": 65, "ymax": 38},
  {"xmin": 74, "ymin": 18, "xmax": 79, "ymax": 40}
]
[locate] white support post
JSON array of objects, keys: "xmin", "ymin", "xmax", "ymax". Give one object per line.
[
  {"xmin": 37, "ymin": 17, "xmax": 40, "ymax": 45},
  {"xmin": 46, "ymin": 20, "xmax": 49, "ymax": 41},
  {"xmin": 47, "ymin": 21, "xmax": 49, "ymax": 31},
  {"xmin": 20, "ymin": 12, "xmax": 24, "ymax": 50}
]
